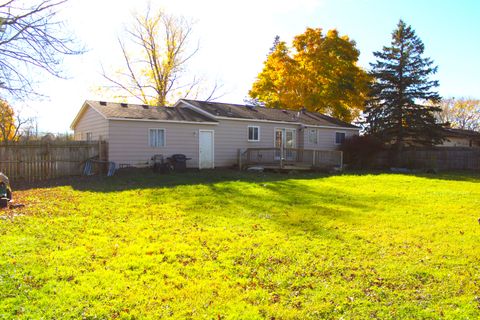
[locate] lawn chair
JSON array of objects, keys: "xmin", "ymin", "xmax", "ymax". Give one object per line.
[{"xmin": 152, "ymin": 154, "xmax": 173, "ymax": 173}]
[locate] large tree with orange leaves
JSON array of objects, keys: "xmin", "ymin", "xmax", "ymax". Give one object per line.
[
  {"xmin": 0, "ymin": 100, "xmax": 32, "ymax": 143},
  {"xmin": 249, "ymin": 28, "xmax": 370, "ymax": 122},
  {"xmin": 0, "ymin": 100, "xmax": 17, "ymax": 142}
]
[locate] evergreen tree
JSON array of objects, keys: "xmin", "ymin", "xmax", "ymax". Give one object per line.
[{"xmin": 364, "ymin": 20, "xmax": 444, "ymax": 149}]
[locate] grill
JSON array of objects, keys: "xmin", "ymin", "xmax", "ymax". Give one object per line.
[{"xmin": 167, "ymin": 154, "xmax": 191, "ymax": 172}]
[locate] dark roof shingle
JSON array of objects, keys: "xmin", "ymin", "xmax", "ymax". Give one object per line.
[
  {"xmin": 182, "ymin": 99, "xmax": 358, "ymax": 128},
  {"xmin": 87, "ymin": 100, "xmax": 216, "ymax": 122},
  {"xmin": 443, "ymin": 128, "xmax": 480, "ymax": 138}
]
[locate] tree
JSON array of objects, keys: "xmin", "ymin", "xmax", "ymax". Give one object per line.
[
  {"xmin": 249, "ymin": 28, "xmax": 370, "ymax": 122},
  {"xmin": 364, "ymin": 20, "xmax": 444, "ymax": 149},
  {"xmin": 0, "ymin": 99, "xmax": 32, "ymax": 143},
  {"xmin": 102, "ymin": 5, "xmax": 220, "ymax": 106},
  {"xmin": 0, "ymin": 0, "xmax": 84, "ymax": 99},
  {"xmin": 248, "ymin": 36, "xmax": 297, "ymax": 110},
  {"xmin": 436, "ymin": 97, "xmax": 480, "ymax": 131}
]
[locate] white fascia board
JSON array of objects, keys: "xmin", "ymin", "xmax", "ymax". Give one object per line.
[
  {"xmin": 174, "ymin": 99, "xmax": 219, "ymax": 120},
  {"xmin": 301, "ymin": 123, "xmax": 360, "ymax": 131},
  {"xmin": 70, "ymin": 101, "xmax": 108, "ymax": 130},
  {"xmin": 175, "ymin": 99, "xmax": 359, "ymax": 131},
  {"xmin": 107, "ymin": 117, "xmax": 218, "ymax": 125},
  {"xmin": 216, "ymin": 116, "xmax": 359, "ymax": 131}
]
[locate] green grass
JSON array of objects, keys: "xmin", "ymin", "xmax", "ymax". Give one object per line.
[{"xmin": 1, "ymin": 170, "xmax": 479, "ymax": 319}]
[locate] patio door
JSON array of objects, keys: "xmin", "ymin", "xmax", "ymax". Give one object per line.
[
  {"xmin": 199, "ymin": 130, "xmax": 214, "ymax": 169},
  {"xmin": 274, "ymin": 128, "xmax": 296, "ymax": 160}
]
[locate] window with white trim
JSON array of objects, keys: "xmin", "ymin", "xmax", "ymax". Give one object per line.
[
  {"xmin": 248, "ymin": 126, "xmax": 260, "ymax": 142},
  {"xmin": 149, "ymin": 128, "xmax": 165, "ymax": 147},
  {"xmin": 335, "ymin": 132, "xmax": 346, "ymax": 145},
  {"xmin": 308, "ymin": 129, "xmax": 318, "ymax": 144},
  {"xmin": 86, "ymin": 132, "xmax": 93, "ymax": 141}
]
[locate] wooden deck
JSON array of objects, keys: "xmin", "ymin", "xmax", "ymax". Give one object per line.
[
  {"xmin": 238, "ymin": 148, "xmax": 343, "ymax": 171},
  {"xmin": 250, "ymin": 163, "xmax": 313, "ymax": 171}
]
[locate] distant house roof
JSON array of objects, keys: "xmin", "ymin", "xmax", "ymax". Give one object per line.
[
  {"xmin": 443, "ymin": 128, "xmax": 480, "ymax": 138},
  {"xmin": 180, "ymin": 99, "xmax": 359, "ymax": 129}
]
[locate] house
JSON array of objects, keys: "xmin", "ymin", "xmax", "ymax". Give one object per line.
[
  {"xmin": 438, "ymin": 128, "xmax": 480, "ymax": 148},
  {"xmin": 70, "ymin": 99, "xmax": 360, "ymax": 169}
]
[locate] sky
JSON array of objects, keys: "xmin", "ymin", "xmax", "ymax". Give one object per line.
[{"xmin": 17, "ymin": 0, "xmax": 480, "ymax": 133}]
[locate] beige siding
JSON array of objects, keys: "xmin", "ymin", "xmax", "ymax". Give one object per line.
[
  {"xmin": 214, "ymin": 121, "xmax": 358, "ymax": 167},
  {"xmin": 303, "ymin": 127, "xmax": 358, "ymax": 150},
  {"xmin": 108, "ymin": 120, "xmax": 216, "ymax": 167},
  {"xmin": 74, "ymin": 106, "xmax": 109, "ymax": 141},
  {"xmin": 214, "ymin": 120, "xmax": 298, "ymax": 167},
  {"xmin": 105, "ymin": 116, "xmax": 359, "ymax": 168}
]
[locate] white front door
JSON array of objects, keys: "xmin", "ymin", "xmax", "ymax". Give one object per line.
[{"xmin": 199, "ymin": 130, "xmax": 214, "ymax": 169}]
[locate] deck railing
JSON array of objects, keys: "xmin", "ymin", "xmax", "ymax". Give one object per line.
[{"xmin": 238, "ymin": 148, "xmax": 342, "ymax": 170}]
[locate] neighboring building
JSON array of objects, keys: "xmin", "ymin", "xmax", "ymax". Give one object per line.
[
  {"xmin": 438, "ymin": 128, "xmax": 480, "ymax": 148},
  {"xmin": 70, "ymin": 99, "xmax": 359, "ymax": 169}
]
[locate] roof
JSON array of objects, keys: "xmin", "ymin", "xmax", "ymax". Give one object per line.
[
  {"xmin": 443, "ymin": 128, "xmax": 480, "ymax": 138},
  {"xmin": 85, "ymin": 100, "xmax": 216, "ymax": 123},
  {"xmin": 71, "ymin": 99, "xmax": 360, "ymax": 130},
  {"xmin": 181, "ymin": 99, "xmax": 359, "ymax": 129}
]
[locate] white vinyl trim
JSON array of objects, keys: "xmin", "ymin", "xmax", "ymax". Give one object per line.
[
  {"xmin": 216, "ymin": 116, "xmax": 359, "ymax": 131},
  {"xmin": 174, "ymin": 100, "xmax": 218, "ymax": 120},
  {"xmin": 273, "ymin": 127, "xmax": 297, "ymax": 148},
  {"xmin": 178, "ymin": 99, "xmax": 359, "ymax": 131},
  {"xmin": 334, "ymin": 131, "xmax": 346, "ymax": 145},
  {"xmin": 148, "ymin": 128, "xmax": 166, "ymax": 148},
  {"xmin": 308, "ymin": 128, "xmax": 318, "ymax": 145},
  {"xmin": 70, "ymin": 101, "xmax": 108, "ymax": 129},
  {"xmin": 108, "ymin": 117, "xmax": 218, "ymax": 125},
  {"xmin": 247, "ymin": 125, "xmax": 260, "ymax": 142}
]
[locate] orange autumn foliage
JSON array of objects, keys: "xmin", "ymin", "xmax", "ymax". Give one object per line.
[
  {"xmin": 250, "ymin": 28, "xmax": 370, "ymax": 122},
  {"xmin": 0, "ymin": 100, "xmax": 17, "ymax": 142}
]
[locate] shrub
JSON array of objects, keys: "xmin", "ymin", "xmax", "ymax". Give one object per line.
[{"xmin": 340, "ymin": 135, "xmax": 385, "ymax": 168}]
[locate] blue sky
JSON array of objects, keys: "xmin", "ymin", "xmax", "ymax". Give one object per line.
[{"xmin": 23, "ymin": 0, "xmax": 480, "ymax": 132}]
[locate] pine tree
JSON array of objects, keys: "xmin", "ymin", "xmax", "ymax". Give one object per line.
[{"xmin": 364, "ymin": 20, "xmax": 444, "ymax": 149}]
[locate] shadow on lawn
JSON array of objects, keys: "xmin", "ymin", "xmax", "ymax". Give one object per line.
[
  {"xmin": 12, "ymin": 168, "xmax": 332, "ymax": 192},
  {"xmin": 332, "ymin": 169, "xmax": 480, "ymax": 183},
  {"xmin": 10, "ymin": 168, "xmax": 404, "ymax": 237},
  {"xmin": 12, "ymin": 167, "xmax": 480, "ymax": 192}
]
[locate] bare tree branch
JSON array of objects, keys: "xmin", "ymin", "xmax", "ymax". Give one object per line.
[
  {"xmin": 435, "ymin": 97, "xmax": 480, "ymax": 131},
  {"xmin": 101, "ymin": 5, "xmax": 222, "ymax": 106},
  {"xmin": 0, "ymin": 0, "xmax": 84, "ymax": 99}
]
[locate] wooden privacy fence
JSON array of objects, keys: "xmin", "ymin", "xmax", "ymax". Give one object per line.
[
  {"xmin": 0, "ymin": 141, "xmax": 107, "ymax": 181},
  {"xmin": 238, "ymin": 148, "xmax": 343, "ymax": 170},
  {"xmin": 372, "ymin": 147, "xmax": 480, "ymax": 171}
]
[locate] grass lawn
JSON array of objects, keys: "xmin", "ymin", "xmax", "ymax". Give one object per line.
[{"xmin": 0, "ymin": 169, "xmax": 479, "ymax": 319}]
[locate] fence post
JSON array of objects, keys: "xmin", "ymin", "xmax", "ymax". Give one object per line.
[
  {"xmin": 280, "ymin": 148, "xmax": 283, "ymax": 169},
  {"xmin": 339, "ymin": 151, "xmax": 343, "ymax": 170},
  {"xmin": 237, "ymin": 149, "xmax": 242, "ymax": 170}
]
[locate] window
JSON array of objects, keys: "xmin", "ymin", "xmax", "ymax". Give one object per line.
[
  {"xmin": 85, "ymin": 132, "xmax": 92, "ymax": 141},
  {"xmin": 308, "ymin": 129, "xmax": 318, "ymax": 144},
  {"xmin": 335, "ymin": 132, "xmax": 346, "ymax": 145},
  {"xmin": 248, "ymin": 126, "xmax": 260, "ymax": 142},
  {"xmin": 149, "ymin": 129, "xmax": 165, "ymax": 147}
]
